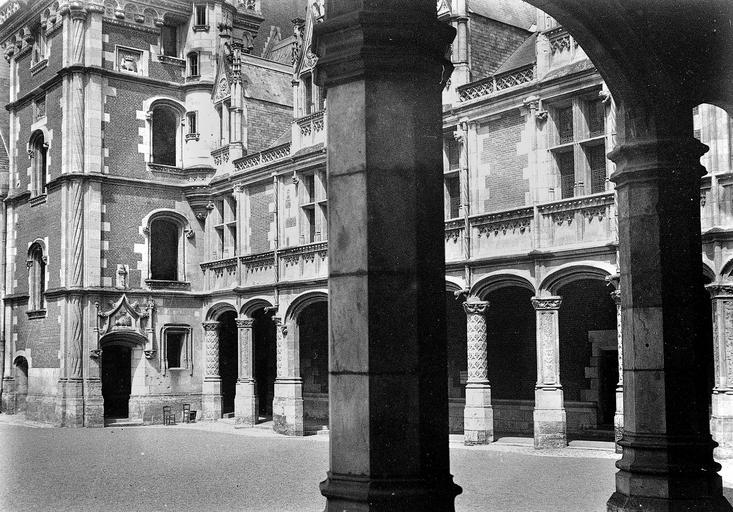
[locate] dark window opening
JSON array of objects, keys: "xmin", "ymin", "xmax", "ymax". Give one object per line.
[
  {"xmin": 150, "ymin": 218, "xmax": 178, "ymax": 280},
  {"xmin": 558, "ymin": 106, "xmax": 573, "ymax": 144},
  {"xmin": 195, "ymin": 5, "xmax": 206, "ymax": 26},
  {"xmin": 28, "ymin": 243, "xmax": 46, "ymax": 311},
  {"xmin": 588, "ymin": 144, "xmax": 607, "ymax": 194},
  {"xmin": 30, "ymin": 132, "xmax": 48, "ymax": 195},
  {"xmin": 166, "ymin": 332, "xmax": 184, "ymax": 368},
  {"xmin": 303, "ymin": 75, "xmax": 313, "ymax": 114},
  {"xmin": 161, "ymin": 25, "xmax": 178, "ymax": 57},
  {"xmin": 187, "ymin": 112, "xmax": 197, "ymax": 134},
  {"xmin": 152, "ymin": 106, "xmax": 177, "ymax": 166},
  {"xmin": 446, "ymin": 175, "xmax": 460, "ymax": 219},
  {"xmin": 447, "ymin": 137, "xmax": 460, "ymax": 171},
  {"xmin": 587, "ymin": 100, "xmax": 605, "ymax": 137},
  {"xmin": 188, "ymin": 52, "xmax": 199, "ymax": 76}
]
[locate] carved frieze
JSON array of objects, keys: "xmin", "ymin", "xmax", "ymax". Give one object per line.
[
  {"xmin": 95, "ymin": 294, "xmax": 156, "ymax": 358},
  {"xmin": 202, "ymin": 321, "xmax": 220, "ymax": 377}
]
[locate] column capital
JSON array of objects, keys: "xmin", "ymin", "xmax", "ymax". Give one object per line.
[
  {"xmin": 313, "ymin": 9, "xmax": 455, "ymax": 88},
  {"xmin": 611, "ymin": 289, "xmax": 621, "ymax": 306},
  {"xmin": 707, "ymin": 283, "xmax": 733, "ymax": 299},
  {"xmin": 236, "ymin": 318, "xmax": 254, "ymax": 328},
  {"xmin": 202, "ymin": 320, "xmax": 220, "ymax": 331},
  {"xmin": 463, "ymin": 300, "xmax": 488, "ymax": 315},
  {"xmin": 531, "ymin": 296, "xmax": 562, "ymax": 311}
]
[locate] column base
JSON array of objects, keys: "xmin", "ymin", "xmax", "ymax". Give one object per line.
[
  {"xmin": 711, "ymin": 392, "xmax": 733, "ymax": 458},
  {"xmin": 320, "ymin": 472, "xmax": 461, "ymax": 512},
  {"xmin": 273, "ymin": 379, "xmax": 303, "ymax": 436},
  {"xmin": 202, "ymin": 378, "xmax": 222, "ymax": 421},
  {"xmin": 234, "ymin": 380, "xmax": 258, "ymax": 428},
  {"xmin": 56, "ymin": 379, "xmax": 85, "ymax": 427},
  {"xmin": 464, "ymin": 382, "xmax": 493, "ymax": 445},
  {"xmin": 533, "ymin": 408, "xmax": 567, "ymax": 449},
  {"xmin": 84, "ymin": 378, "xmax": 104, "ymax": 427},
  {"xmin": 608, "ymin": 491, "xmax": 732, "ymax": 512},
  {"xmin": 614, "ymin": 411, "xmax": 624, "ymax": 454}
]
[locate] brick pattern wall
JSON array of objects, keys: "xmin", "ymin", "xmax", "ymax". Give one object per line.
[
  {"xmin": 246, "ymin": 99, "xmax": 291, "ymax": 154},
  {"xmin": 469, "ymin": 16, "xmax": 530, "ymax": 79},
  {"xmin": 479, "ymin": 110, "xmax": 529, "ymax": 212},
  {"xmin": 15, "ymin": 30, "xmax": 63, "ymax": 96},
  {"xmin": 248, "ymin": 181, "xmax": 274, "ymax": 254},
  {"xmin": 12, "ymin": 299, "xmax": 61, "ymax": 367}
]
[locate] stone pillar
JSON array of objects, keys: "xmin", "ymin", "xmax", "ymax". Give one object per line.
[
  {"xmin": 202, "ymin": 321, "xmax": 222, "ymax": 420},
  {"xmin": 606, "ymin": 106, "xmax": 729, "ymax": 511},
  {"xmin": 234, "ymin": 317, "xmax": 257, "ymax": 427},
  {"xmin": 463, "ymin": 300, "xmax": 493, "ymax": 445},
  {"xmin": 611, "ymin": 288, "xmax": 623, "ymax": 454},
  {"xmin": 531, "ymin": 296, "xmax": 566, "ymax": 449},
  {"xmin": 707, "ymin": 284, "xmax": 733, "ymax": 459},
  {"xmin": 272, "ymin": 317, "xmax": 303, "ymax": 435},
  {"xmin": 314, "ymin": 4, "xmax": 460, "ymax": 510}
]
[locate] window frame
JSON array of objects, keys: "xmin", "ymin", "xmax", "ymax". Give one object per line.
[
  {"xmin": 194, "ymin": 5, "xmax": 208, "ymax": 28},
  {"xmin": 160, "ymin": 324, "xmax": 193, "ymax": 375},
  {"xmin": 147, "ymin": 99, "xmax": 185, "ymax": 168},
  {"xmin": 27, "ymin": 241, "xmax": 47, "ymax": 316},
  {"xmin": 187, "ymin": 51, "xmax": 199, "ymax": 78},
  {"xmin": 160, "ymin": 24, "xmax": 179, "ymax": 58},
  {"xmin": 145, "ymin": 211, "xmax": 192, "ymax": 285},
  {"xmin": 28, "ymin": 130, "xmax": 48, "ymax": 198}
]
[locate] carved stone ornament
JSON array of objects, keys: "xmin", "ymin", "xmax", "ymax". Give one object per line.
[
  {"xmin": 236, "ymin": 318, "xmax": 255, "ymax": 329},
  {"xmin": 96, "ymin": 294, "xmax": 155, "ymax": 356},
  {"xmin": 531, "ymin": 296, "xmax": 563, "ymax": 311},
  {"xmin": 463, "ymin": 300, "xmax": 489, "ymax": 316}
]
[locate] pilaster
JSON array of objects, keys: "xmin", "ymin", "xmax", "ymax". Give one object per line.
[
  {"xmin": 202, "ymin": 321, "xmax": 222, "ymax": 420},
  {"xmin": 531, "ymin": 296, "xmax": 566, "ymax": 449},
  {"xmin": 463, "ymin": 300, "xmax": 493, "ymax": 445},
  {"xmin": 707, "ymin": 284, "xmax": 733, "ymax": 459},
  {"xmin": 273, "ymin": 316, "xmax": 303, "ymax": 435},
  {"xmin": 234, "ymin": 318, "xmax": 257, "ymax": 427}
]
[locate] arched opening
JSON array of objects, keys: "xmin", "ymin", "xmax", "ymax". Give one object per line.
[
  {"xmin": 485, "ymin": 286, "xmax": 536, "ymax": 436},
  {"xmin": 29, "ymin": 131, "xmax": 47, "ymax": 196},
  {"xmin": 218, "ymin": 310, "xmax": 238, "ymax": 417},
  {"xmin": 446, "ymin": 291, "xmax": 467, "ymax": 433},
  {"xmin": 151, "ymin": 105, "xmax": 178, "ymax": 166},
  {"xmin": 13, "ymin": 356, "xmax": 28, "ymax": 413},
  {"xmin": 298, "ymin": 300, "xmax": 328, "ymax": 433},
  {"xmin": 253, "ymin": 308, "xmax": 277, "ymax": 420},
  {"xmin": 150, "ymin": 218, "xmax": 179, "ymax": 280},
  {"xmin": 557, "ymin": 279, "xmax": 616, "ymax": 438},
  {"xmin": 102, "ymin": 345, "xmax": 132, "ymax": 419},
  {"xmin": 27, "ymin": 242, "xmax": 46, "ymax": 311}
]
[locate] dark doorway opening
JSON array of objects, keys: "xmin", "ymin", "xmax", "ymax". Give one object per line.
[
  {"xmin": 219, "ymin": 311, "xmax": 238, "ymax": 416},
  {"xmin": 253, "ymin": 308, "xmax": 277, "ymax": 419},
  {"xmin": 599, "ymin": 350, "xmax": 618, "ymax": 426},
  {"xmin": 446, "ymin": 291, "xmax": 467, "ymax": 434},
  {"xmin": 299, "ymin": 301, "xmax": 329, "ymax": 432},
  {"xmin": 102, "ymin": 345, "xmax": 132, "ymax": 418}
]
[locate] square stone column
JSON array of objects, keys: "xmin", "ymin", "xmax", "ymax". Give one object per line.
[
  {"xmin": 234, "ymin": 318, "xmax": 257, "ymax": 427},
  {"xmin": 531, "ymin": 296, "xmax": 566, "ymax": 449},
  {"xmin": 314, "ymin": 3, "xmax": 460, "ymax": 510},
  {"xmin": 272, "ymin": 317, "xmax": 303, "ymax": 436},
  {"xmin": 707, "ymin": 284, "xmax": 733, "ymax": 459},
  {"xmin": 463, "ymin": 300, "xmax": 493, "ymax": 445},
  {"xmin": 201, "ymin": 321, "xmax": 222, "ymax": 421},
  {"xmin": 606, "ymin": 112, "xmax": 730, "ymax": 511}
]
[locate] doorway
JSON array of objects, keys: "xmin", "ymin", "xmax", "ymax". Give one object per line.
[
  {"xmin": 102, "ymin": 345, "xmax": 132, "ymax": 418},
  {"xmin": 219, "ymin": 311, "xmax": 238, "ymax": 416},
  {"xmin": 253, "ymin": 308, "xmax": 277, "ymax": 419},
  {"xmin": 14, "ymin": 356, "xmax": 29, "ymax": 413}
]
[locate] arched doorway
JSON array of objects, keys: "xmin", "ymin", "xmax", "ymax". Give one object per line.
[
  {"xmin": 557, "ymin": 279, "xmax": 616, "ymax": 437},
  {"xmin": 253, "ymin": 308, "xmax": 277, "ymax": 420},
  {"xmin": 218, "ymin": 311, "xmax": 238, "ymax": 417},
  {"xmin": 102, "ymin": 345, "xmax": 132, "ymax": 419},
  {"xmin": 298, "ymin": 300, "xmax": 328, "ymax": 433},
  {"xmin": 13, "ymin": 356, "xmax": 29, "ymax": 413},
  {"xmin": 446, "ymin": 291, "xmax": 467, "ymax": 433},
  {"xmin": 485, "ymin": 286, "xmax": 536, "ymax": 436}
]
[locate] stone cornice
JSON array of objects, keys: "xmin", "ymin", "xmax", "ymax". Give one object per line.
[{"xmin": 609, "ymin": 137, "xmax": 708, "ymax": 187}]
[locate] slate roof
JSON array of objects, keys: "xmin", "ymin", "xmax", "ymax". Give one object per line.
[{"xmin": 468, "ymin": 0, "xmax": 536, "ymax": 30}]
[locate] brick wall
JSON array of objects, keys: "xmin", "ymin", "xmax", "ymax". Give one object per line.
[
  {"xmin": 15, "ymin": 30, "xmax": 63, "ymax": 95},
  {"xmin": 469, "ymin": 16, "xmax": 530, "ymax": 79},
  {"xmin": 12, "ymin": 298, "xmax": 61, "ymax": 368},
  {"xmin": 248, "ymin": 180, "xmax": 274, "ymax": 254},
  {"xmin": 478, "ymin": 109, "xmax": 529, "ymax": 212},
  {"xmin": 246, "ymin": 99, "xmax": 291, "ymax": 154}
]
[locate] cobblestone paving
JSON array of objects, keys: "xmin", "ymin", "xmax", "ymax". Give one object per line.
[{"xmin": 0, "ymin": 416, "xmax": 730, "ymax": 512}]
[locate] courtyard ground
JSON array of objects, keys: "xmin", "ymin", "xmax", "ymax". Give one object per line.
[{"xmin": 1, "ymin": 414, "xmax": 731, "ymax": 512}]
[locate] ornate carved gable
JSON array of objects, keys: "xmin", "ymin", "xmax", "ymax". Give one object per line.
[
  {"xmin": 212, "ymin": 50, "xmax": 232, "ymax": 102},
  {"xmin": 437, "ymin": 0, "xmax": 452, "ymax": 19},
  {"xmin": 96, "ymin": 294, "xmax": 154, "ymax": 342}
]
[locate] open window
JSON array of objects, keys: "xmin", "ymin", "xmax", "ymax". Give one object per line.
[
  {"xmin": 147, "ymin": 100, "xmax": 185, "ymax": 167},
  {"xmin": 187, "ymin": 52, "xmax": 199, "ymax": 77},
  {"xmin": 161, "ymin": 24, "xmax": 178, "ymax": 57},
  {"xmin": 27, "ymin": 241, "xmax": 46, "ymax": 314},
  {"xmin": 29, "ymin": 130, "xmax": 48, "ymax": 196},
  {"xmin": 146, "ymin": 211, "xmax": 191, "ymax": 285},
  {"xmin": 161, "ymin": 325, "xmax": 193, "ymax": 375}
]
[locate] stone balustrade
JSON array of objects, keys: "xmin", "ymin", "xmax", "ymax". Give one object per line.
[
  {"xmin": 233, "ymin": 143, "xmax": 291, "ymax": 172},
  {"xmin": 457, "ymin": 64, "xmax": 535, "ymax": 102},
  {"xmin": 292, "ymin": 110, "xmax": 326, "ymax": 153}
]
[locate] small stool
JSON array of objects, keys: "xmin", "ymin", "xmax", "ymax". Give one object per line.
[{"xmin": 182, "ymin": 403, "xmax": 191, "ymax": 423}]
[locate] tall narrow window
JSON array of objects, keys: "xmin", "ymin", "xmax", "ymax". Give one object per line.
[
  {"xmin": 445, "ymin": 175, "xmax": 461, "ymax": 219},
  {"xmin": 150, "ymin": 218, "xmax": 179, "ymax": 280},
  {"xmin": 161, "ymin": 25, "xmax": 178, "ymax": 57},
  {"xmin": 558, "ymin": 106, "xmax": 574, "ymax": 144},
  {"xmin": 28, "ymin": 243, "xmax": 46, "ymax": 311},
  {"xmin": 31, "ymin": 27, "xmax": 46, "ymax": 66},
  {"xmin": 188, "ymin": 52, "xmax": 199, "ymax": 77},
  {"xmin": 587, "ymin": 144, "xmax": 607, "ymax": 193},
  {"xmin": 195, "ymin": 5, "xmax": 207, "ymax": 26},
  {"xmin": 187, "ymin": 112, "xmax": 197, "ymax": 135},
  {"xmin": 29, "ymin": 131, "xmax": 48, "ymax": 196},
  {"xmin": 303, "ymin": 74, "xmax": 313, "ymax": 115},
  {"xmin": 152, "ymin": 105, "xmax": 178, "ymax": 166},
  {"xmin": 557, "ymin": 152, "xmax": 575, "ymax": 198},
  {"xmin": 447, "ymin": 137, "xmax": 460, "ymax": 171},
  {"xmin": 587, "ymin": 99, "xmax": 605, "ymax": 137},
  {"xmin": 166, "ymin": 331, "xmax": 184, "ymax": 368}
]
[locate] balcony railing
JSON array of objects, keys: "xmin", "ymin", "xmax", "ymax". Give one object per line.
[
  {"xmin": 457, "ymin": 65, "xmax": 535, "ymax": 102},
  {"xmin": 234, "ymin": 143, "xmax": 291, "ymax": 172}
]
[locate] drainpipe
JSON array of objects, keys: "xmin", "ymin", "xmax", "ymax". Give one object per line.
[
  {"xmin": 273, "ymin": 174, "xmax": 280, "ymax": 309},
  {"xmin": 0, "ymin": 129, "xmax": 8, "ymax": 398}
]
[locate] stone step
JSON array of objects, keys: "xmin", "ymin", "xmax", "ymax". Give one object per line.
[{"xmin": 104, "ymin": 418, "xmax": 144, "ymax": 427}]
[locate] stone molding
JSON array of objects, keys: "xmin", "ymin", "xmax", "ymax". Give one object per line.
[{"xmin": 531, "ymin": 296, "xmax": 562, "ymax": 311}]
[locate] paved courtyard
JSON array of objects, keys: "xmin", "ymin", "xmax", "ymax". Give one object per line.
[{"xmin": 1, "ymin": 416, "xmax": 731, "ymax": 512}]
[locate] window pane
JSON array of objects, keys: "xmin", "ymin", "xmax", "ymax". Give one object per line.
[
  {"xmin": 188, "ymin": 53, "xmax": 198, "ymax": 76},
  {"xmin": 558, "ymin": 107, "xmax": 573, "ymax": 144},
  {"xmin": 557, "ymin": 152, "xmax": 575, "ymax": 198},
  {"xmin": 588, "ymin": 100, "xmax": 605, "ymax": 137},
  {"xmin": 588, "ymin": 144, "xmax": 607, "ymax": 193},
  {"xmin": 152, "ymin": 107, "xmax": 177, "ymax": 165},
  {"xmin": 151, "ymin": 219, "xmax": 178, "ymax": 280},
  {"xmin": 195, "ymin": 5, "xmax": 206, "ymax": 25},
  {"xmin": 446, "ymin": 176, "xmax": 460, "ymax": 219},
  {"xmin": 166, "ymin": 332, "xmax": 184, "ymax": 368},
  {"xmin": 162, "ymin": 26, "xmax": 177, "ymax": 57},
  {"xmin": 447, "ymin": 138, "xmax": 460, "ymax": 171}
]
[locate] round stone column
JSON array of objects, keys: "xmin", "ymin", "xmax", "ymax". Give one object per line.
[
  {"xmin": 202, "ymin": 321, "xmax": 222, "ymax": 420},
  {"xmin": 531, "ymin": 296, "xmax": 566, "ymax": 449},
  {"xmin": 463, "ymin": 300, "xmax": 493, "ymax": 445},
  {"xmin": 234, "ymin": 318, "xmax": 257, "ymax": 427}
]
